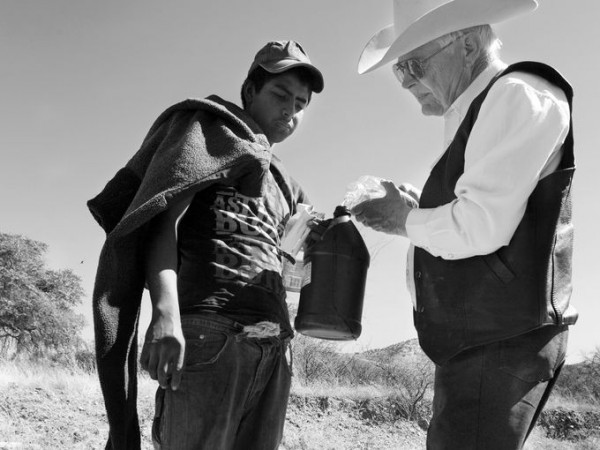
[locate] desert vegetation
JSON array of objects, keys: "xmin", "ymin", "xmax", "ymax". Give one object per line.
[
  {"xmin": 0, "ymin": 232, "xmax": 89, "ymax": 366},
  {"xmin": 1, "ymin": 232, "xmax": 599, "ymax": 449},
  {"xmin": 286, "ymin": 331, "xmax": 600, "ymax": 449}
]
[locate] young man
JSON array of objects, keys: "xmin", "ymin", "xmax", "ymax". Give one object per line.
[
  {"xmin": 354, "ymin": 1, "xmax": 576, "ymax": 449},
  {"xmin": 88, "ymin": 40, "xmax": 324, "ymax": 450}
]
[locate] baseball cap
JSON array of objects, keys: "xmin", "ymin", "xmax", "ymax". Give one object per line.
[{"xmin": 248, "ymin": 40, "xmax": 324, "ymax": 93}]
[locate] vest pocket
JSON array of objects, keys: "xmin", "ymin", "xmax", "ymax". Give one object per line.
[{"xmin": 482, "ymin": 252, "xmax": 515, "ymax": 284}]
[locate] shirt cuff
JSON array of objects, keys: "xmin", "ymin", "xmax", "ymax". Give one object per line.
[
  {"xmin": 406, "ymin": 207, "xmax": 466, "ymax": 260},
  {"xmin": 406, "ymin": 208, "xmax": 434, "ymax": 253}
]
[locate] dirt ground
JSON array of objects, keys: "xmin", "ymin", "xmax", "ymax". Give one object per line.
[
  {"xmin": 0, "ymin": 368, "xmax": 598, "ymax": 450},
  {"xmin": 0, "ymin": 379, "xmax": 426, "ymax": 450}
]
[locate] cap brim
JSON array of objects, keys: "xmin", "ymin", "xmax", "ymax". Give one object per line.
[{"xmin": 260, "ymin": 59, "xmax": 324, "ymax": 93}]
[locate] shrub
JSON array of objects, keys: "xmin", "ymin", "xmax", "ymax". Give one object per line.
[
  {"xmin": 554, "ymin": 347, "xmax": 600, "ymax": 404},
  {"xmin": 74, "ymin": 344, "xmax": 97, "ymax": 373},
  {"xmin": 290, "ymin": 332, "xmax": 434, "ymax": 422},
  {"xmin": 539, "ymin": 407, "xmax": 600, "ymax": 441},
  {"xmin": 0, "ymin": 232, "xmax": 87, "ymax": 364}
]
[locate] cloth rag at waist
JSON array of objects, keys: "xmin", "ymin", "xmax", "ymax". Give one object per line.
[{"xmin": 181, "ymin": 313, "xmax": 290, "ymax": 340}]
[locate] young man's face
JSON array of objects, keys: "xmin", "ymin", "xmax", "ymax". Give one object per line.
[{"xmin": 245, "ymin": 72, "xmax": 311, "ymax": 145}]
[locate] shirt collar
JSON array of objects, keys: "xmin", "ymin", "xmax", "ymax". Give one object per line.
[{"xmin": 443, "ymin": 59, "xmax": 507, "ymax": 146}]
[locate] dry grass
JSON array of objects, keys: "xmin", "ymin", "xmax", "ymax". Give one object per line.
[
  {"xmin": 525, "ymin": 428, "xmax": 600, "ymax": 450},
  {"xmin": 546, "ymin": 391, "xmax": 600, "ymax": 412},
  {"xmin": 0, "ymin": 359, "xmax": 96, "ymax": 392},
  {"xmin": 284, "ymin": 381, "xmax": 427, "ymax": 449},
  {"xmin": 0, "ymin": 361, "xmax": 156, "ymax": 450},
  {"xmin": 0, "ymin": 360, "xmax": 598, "ymax": 450},
  {"xmin": 291, "ymin": 378, "xmax": 400, "ymax": 402}
]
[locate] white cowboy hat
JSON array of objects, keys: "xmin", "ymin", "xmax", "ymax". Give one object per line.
[{"xmin": 358, "ymin": 0, "xmax": 538, "ymax": 74}]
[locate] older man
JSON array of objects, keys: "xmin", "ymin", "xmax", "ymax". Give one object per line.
[{"xmin": 354, "ymin": 1, "xmax": 577, "ymax": 448}]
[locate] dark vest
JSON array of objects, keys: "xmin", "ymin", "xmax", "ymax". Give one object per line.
[{"xmin": 413, "ymin": 62, "xmax": 578, "ymax": 365}]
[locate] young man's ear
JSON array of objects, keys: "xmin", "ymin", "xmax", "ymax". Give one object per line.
[{"xmin": 242, "ymin": 80, "xmax": 255, "ymax": 107}]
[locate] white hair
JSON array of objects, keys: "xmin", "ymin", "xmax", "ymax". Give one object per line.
[{"xmin": 437, "ymin": 24, "xmax": 502, "ymax": 62}]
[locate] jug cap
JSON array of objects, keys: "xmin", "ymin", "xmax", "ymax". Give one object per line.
[{"xmin": 333, "ymin": 205, "xmax": 351, "ymax": 218}]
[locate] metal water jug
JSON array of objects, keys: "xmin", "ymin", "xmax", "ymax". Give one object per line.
[{"xmin": 294, "ymin": 205, "xmax": 370, "ymax": 340}]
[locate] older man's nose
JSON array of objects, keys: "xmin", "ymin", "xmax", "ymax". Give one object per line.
[{"xmin": 401, "ymin": 73, "xmax": 418, "ymax": 89}]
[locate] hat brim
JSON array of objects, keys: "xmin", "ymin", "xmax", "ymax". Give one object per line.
[
  {"xmin": 358, "ymin": 0, "xmax": 538, "ymax": 74},
  {"xmin": 260, "ymin": 59, "xmax": 324, "ymax": 93}
]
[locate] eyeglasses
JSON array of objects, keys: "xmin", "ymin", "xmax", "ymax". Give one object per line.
[{"xmin": 392, "ymin": 38, "xmax": 460, "ymax": 83}]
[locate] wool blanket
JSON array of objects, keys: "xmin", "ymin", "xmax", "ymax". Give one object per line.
[{"xmin": 88, "ymin": 95, "xmax": 272, "ymax": 450}]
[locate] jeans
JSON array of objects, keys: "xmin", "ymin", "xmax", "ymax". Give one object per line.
[
  {"xmin": 426, "ymin": 325, "xmax": 568, "ymax": 450},
  {"xmin": 152, "ymin": 314, "xmax": 292, "ymax": 450}
]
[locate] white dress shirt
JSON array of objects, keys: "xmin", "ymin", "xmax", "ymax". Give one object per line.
[{"xmin": 405, "ymin": 60, "xmax": 570, "ymax": 306}]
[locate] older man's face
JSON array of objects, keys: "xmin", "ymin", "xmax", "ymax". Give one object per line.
[{"xmin": 394, "ymin": 37, "xmax": 467, "ymax": 116}]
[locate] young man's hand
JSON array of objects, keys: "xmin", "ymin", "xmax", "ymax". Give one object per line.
[
  {"xmin": 304, "ymin": 217, "xmax": 332, "ymax": 248},
  {"xmin": 141, "ymin": 193, "xmax": 195, "ymax": 391},
  {"xmin": 140, "ymin": 312, "xmax": 186, "ymax": 390}
]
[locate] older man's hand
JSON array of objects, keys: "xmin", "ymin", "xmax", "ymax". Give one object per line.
[{"xmin": 352, "ymin": 180, "xmax": 419, "ymax": 237}]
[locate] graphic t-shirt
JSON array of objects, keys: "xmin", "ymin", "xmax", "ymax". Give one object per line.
[{"xmin": 176, "ymin": 166, "xmax": 298, "ymax": 327}]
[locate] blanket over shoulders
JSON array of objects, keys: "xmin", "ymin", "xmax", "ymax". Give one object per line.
[{"xmin": 88, "ymin": 95, "xmax": 272, "ymax": 450}]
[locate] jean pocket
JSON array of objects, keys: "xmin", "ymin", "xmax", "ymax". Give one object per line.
[
  {"xmin": 498, "ymin": 327, "xmax": 567, "ymax": 383},
  {"xmin": 184, "ymin": 330, "xmax": 230, "ymax": 370}
]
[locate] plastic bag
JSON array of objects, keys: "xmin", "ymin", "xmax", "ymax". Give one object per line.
[
  {"xmin": 281, "ymin": 204, "xmax": 322, "ymax": 259},
  {"xmin": 342, "ymin": 175, "xmax": 387, "ymax": 210},
  {"xmin": 281, "ymin": 204, "xmax": 323, "ymax": 292}
]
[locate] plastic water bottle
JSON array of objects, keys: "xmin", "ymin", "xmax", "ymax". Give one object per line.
[{"xmin": 294, "ymin": 205, "xmax": 370, "ymax": 340}]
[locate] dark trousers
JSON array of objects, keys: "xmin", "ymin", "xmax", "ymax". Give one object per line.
[
  {"xmin": 152, "ymin": 314, "xmax": 292, "ymax": 450},
  {"xmin": 427, "ymin": 325, "xmax": 568, "ymax": 450}
]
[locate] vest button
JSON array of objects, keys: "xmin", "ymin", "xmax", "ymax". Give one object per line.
[{"xmin": 415, "ymin": 271, "xmax": 422, "ymax": 279}]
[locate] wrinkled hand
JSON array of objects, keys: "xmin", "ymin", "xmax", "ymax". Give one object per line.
[
  {"xmin": 352, "ymin": 180, "xmax": 419, "ymax": 236},
  {"xmin": 398, "ymin": 182, "xmax": 421, "ymax": 204},
  {"xmin": 140, "ymin": 314, "xmax": 185, "ymax": 390}
]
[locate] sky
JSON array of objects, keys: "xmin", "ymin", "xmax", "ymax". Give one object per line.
[{"xmin": 1, "ymin": 0, "xmax": 599, "ymax": 363}]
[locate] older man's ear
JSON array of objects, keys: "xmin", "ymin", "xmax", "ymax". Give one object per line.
[{"xmin": 462, "ymin": 32, "xmax": 485, "ymax": 69}]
